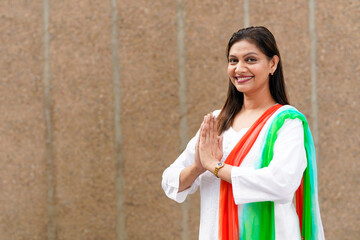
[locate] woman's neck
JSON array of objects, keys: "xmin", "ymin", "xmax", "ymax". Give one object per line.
[
  {"xmin": 242, "ymin": 91, "xmax": 276, "ymax": 112},
  {"xmin": 231, "ymin": 90, "xmax": 277, "ymax": 131}
]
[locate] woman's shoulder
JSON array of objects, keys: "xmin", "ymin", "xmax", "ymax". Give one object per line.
[
  {"xmin": 272, "ymin": 104, "xmax": 308, "ymax": 132},
  {"xmin": 278, "ymin": 104, "xmax": 299, "ymax": 112},
  {"xmin": 276, "ymin": 104, "xmax": 307, "ymax": 119}
]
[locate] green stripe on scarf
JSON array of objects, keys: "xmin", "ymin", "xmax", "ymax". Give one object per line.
[{"xmin": 240, "ymin": 108, "xmax": 319, "ymax": 240}]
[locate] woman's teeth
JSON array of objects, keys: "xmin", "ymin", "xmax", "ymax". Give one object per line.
[{"xmin": 236, "ymin": 76, "xmax": 253, "ymax": 83}]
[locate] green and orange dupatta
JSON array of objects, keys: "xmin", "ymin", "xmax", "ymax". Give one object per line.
[{"xmin": 218, "ymin": 105, "xmax": 321, "ymax": 240}]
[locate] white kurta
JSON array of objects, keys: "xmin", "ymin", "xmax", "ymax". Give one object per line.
[{"xmin": 162, "ymin": 106, "xmax": 323, "ymax": 240}]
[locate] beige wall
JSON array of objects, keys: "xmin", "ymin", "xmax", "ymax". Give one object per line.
[{"xmin": 0, "ymin": 1, "xmax": 358, "ymax": 239}]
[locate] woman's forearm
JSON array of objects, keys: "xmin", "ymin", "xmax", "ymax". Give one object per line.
[
  {"xmin": 178, "ymin": 163, "xmax": 205, "ymax": 192},
  {"xmin": 205, "ymin": 160, "xmax": 232, "ymax": 183}
]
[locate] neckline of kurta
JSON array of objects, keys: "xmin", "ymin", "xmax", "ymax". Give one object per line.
[{"xmin": 229, "ymin": 126, "xmax": 249, "ymax": 134}]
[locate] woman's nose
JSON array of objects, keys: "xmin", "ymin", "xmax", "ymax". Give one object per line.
[{"xmin": 235, "ymin": 62, "xmax": 246, "ymax": 73}]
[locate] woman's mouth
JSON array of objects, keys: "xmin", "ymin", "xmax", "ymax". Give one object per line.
[{"xmin": 235, "ymin": 76, "xmax": 253, "ymax": 84}]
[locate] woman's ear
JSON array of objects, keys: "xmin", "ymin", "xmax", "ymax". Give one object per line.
[{"xmin": 270, "ymin": 55, "xmax": 279, "ymax": 75}]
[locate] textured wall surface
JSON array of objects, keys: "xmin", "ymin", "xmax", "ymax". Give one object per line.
[
  {"xmin": 0, "ymin": 1, "xmax": 359, "ymax": 240},
  {"xmin": 316, "ymin": 1, "xmax": 360, "ymax": 238},
  {"xmin": 49, "ymin": 1, "xmax": 117, "ymax": 239}
]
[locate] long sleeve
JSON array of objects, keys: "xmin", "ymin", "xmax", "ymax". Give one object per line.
[
  {"xmin": 161, "ymin": 132, "xmax": 200, "ymax": 203},
  {"xmin": 231, "ymin": 118, "xmax": 307, "ymax": 205}
]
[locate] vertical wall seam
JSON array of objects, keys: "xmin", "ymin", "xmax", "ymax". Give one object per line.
[
  {"xmin": 309, "ymin": 0, "xmax": 319, "ymax": 150},
  {"xmin": 42, "ymin": 0, "xmax": 55, "ymax": 239},
  {"xmin": 176, "ymin": 0, "xmax": 190, "ymax": 239},
  {"xmin": 111, "ymin": 1, "xmax": 126, "ymax": 239},
  {"xmin": 243, "ymin": 0, "xmax": 250, "ymax": 28}
]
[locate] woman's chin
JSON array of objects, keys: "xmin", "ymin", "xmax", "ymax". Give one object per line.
[{"xmin": 234, "ymin": 85, "xmax": 249, "ymax": 93}]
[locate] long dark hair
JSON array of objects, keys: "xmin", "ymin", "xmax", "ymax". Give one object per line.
[{"xmin": 217, "ymin": 26, "xmax": 289, "ymax": 134}]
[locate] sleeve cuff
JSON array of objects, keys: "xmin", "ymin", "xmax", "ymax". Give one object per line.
[
  {"xmin": 162, "ymin": 166, "xmax": 199, "ymax": 203},
  {"xmin": 231, "ymin": 166, "xmax": 256, "ymax": 205}
]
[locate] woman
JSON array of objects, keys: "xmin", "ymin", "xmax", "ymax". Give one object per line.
[{"xmin": 162, "ymin": 26, "xmax": 325, "ymax": 240}]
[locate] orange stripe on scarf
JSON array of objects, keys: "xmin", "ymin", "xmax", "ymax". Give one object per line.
[
  {"xmin": 218, "ymin": 104, "xmax": 282, "ymax": 240},
  {"xmin": 296, "ymin": 177, "xmax": 304, "ymax": 232}
]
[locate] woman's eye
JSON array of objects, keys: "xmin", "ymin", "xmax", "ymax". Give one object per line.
[
  {"xmin": 229, "ymin": 58, "xmax": 238, "ymax": 64},
  {"xmin": 245, "ymin": 58, "xmax": 257, "ymax": 63}
]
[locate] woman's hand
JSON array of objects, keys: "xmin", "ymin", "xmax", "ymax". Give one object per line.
[
  {"xmin": 199, "ymin": 113, "xmax": 223, "ymax": 170},
  {"xmin": 194, "ymin": 132, "xmax": 206, "ymax": 174}
]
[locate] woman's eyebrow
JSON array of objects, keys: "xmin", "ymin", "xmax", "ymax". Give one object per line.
[
  {"xmin": 229, "ymin": 52, "xmax": 258, "ymax": 58},
  {"xmin": 243, "ymin": 52, "xmax": 258, "ymax": 57}
]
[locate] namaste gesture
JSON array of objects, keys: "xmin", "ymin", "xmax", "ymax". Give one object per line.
[{"xmin": 198, "ymin": 113, "xmax": 223, "ymax": 171}]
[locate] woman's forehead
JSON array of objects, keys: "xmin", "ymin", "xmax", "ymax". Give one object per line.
[{"xmin": 229, "ymin": 40, "xmax": 262, "ymax": 56}]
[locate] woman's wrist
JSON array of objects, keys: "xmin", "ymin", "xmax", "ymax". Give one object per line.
[
  {"xmin": 191, "ymin": 162, "xmax": 206, "ymax": 175},
  {"xmin": 204, "ymin": 158, "xmax": 221, "ymax": 173}
]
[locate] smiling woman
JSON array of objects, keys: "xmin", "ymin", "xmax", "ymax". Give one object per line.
[
  {"xmin": 227, "ymin": 41, "xmax": 278, "ymax": 95},
  {"xmin": 162, "ymin": 26, "xmax": 325, "ymax": 240}
]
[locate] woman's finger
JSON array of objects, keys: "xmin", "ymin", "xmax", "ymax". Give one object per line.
[
  {"xmin": 205, "ymin": 114, "xmax": 210, "ymax": 142},
  {"xmin": 218, "ymin": 135, "xmax": 223, "ymax": 150},
  {"xmin": 209, "ymin": 113, "xmax": 214, "ymax": 141},
  {"xmin": 200, "ymin": 116, "xmax": 206, "ymax": 144},
  {"xmin": 196, "ymin": 130, "xmax": 200, "ymax": 148},
  {"xmin": 201, "ymin": 115, "xmax": 208, "ymax": 143},
  {"xmin": 213, "ymin": 115, "xmax": 218, "ymax": 137}
]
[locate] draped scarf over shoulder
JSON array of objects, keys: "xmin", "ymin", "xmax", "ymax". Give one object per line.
[{"xmin": 218, "ymin": 105, "xmax": 322, "ymax": 240}]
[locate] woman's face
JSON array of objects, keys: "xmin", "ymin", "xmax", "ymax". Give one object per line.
[{"xmin": 227, "ymin": 40, "xmax": 278, "ymax": 95}]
